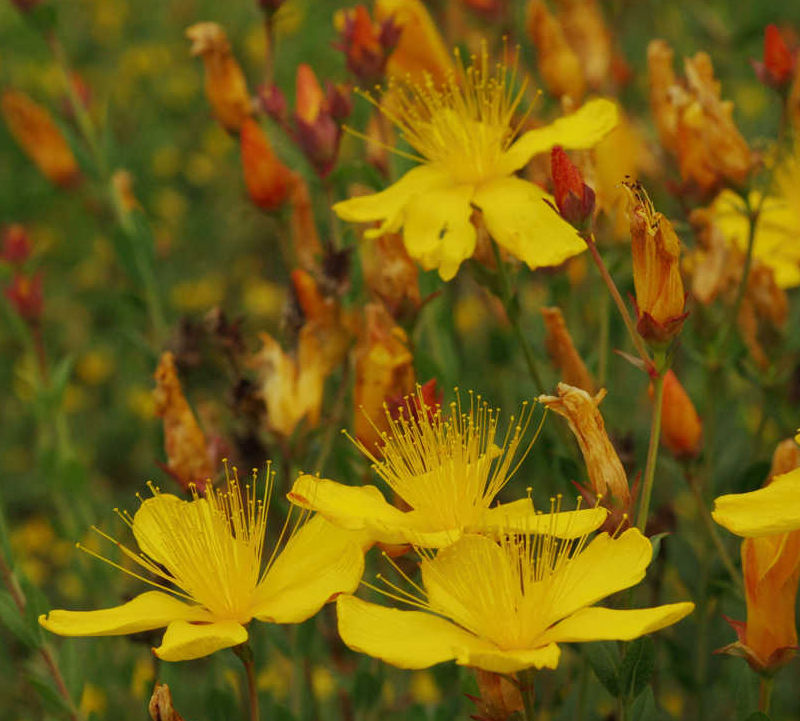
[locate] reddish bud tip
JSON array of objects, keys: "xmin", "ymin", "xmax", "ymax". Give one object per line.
[
  {"xmin": 5, "ymin": 272, "xmax": 43, "ymax": 323},
  {"xmin": 550, "ymin": 146, "xmax": 595, "ymax": 229},
  {"xmin": 1, "ymin": 225, "xmax": 32, "ymax": 266},
  {"xmin": 756, "ymin": 24, "xmax": 795, "ymax": 88}
]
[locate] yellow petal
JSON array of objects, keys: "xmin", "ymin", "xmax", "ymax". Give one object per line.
[
  {"xmin": 288, "ymin": 475, "xmax": 410, "ymax": 543},
  {"xmin": 479, "ymin": 501, "xmax": 607, "ymax": 539},
  {"xmin": 333, "ymin": 164, "xmax": 449, "ymax": 236},
  {"xmin": 402, "ymin": 184, "xmax": 477, "ymax": 280},
  {"xmin": 154, "ymin": 620, "xmax": 248, "ymax": 662},
  {"xmin": 337, "ymin": 594, "xmax": 488, "ymax": 669},
  {"xmin": 252, "ymin": 516, "xmax": 364, "ymax": 623},
  {"xmin": 544, "ymin": 528, "xmax": 652, "ymax": 624},
  {"xmin": 473, "ymin": 177, "xmax": 586, "ymax": 270},
  {"xmin": 39, "ymin": 591, "xmax": 211, "ymax": 637},
  {"xmin": 132, "ymin": 494, "xmax": 187, "ymax": 568},
  {"xmin": 456, "ymin": 643, "xmax": 561, "ymax": 673},
  {"xmin": 500, "ymin": 98, "xmax": 619, "ymax": 173},
  {"xmin": 712, "ymin": 468, "xmax": 800, "ymax": 537},
  {"xmin": 536, "ymin": 602, "xmax": 695, "ymax": 645}
]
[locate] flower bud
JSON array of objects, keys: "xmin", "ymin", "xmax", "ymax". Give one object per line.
[
  {"xmin": 721, "ymin": 523, "xmax": 800, "ymax": 675},
  {"xmin": 653, "ymin": 370, "xmax": 702, "ymax": 458},
  {"xmin": 753, "ymin": 25, "xmax": 795, "ymax": 89},
  {"xmin": 5, "ymin": 272, "xmax": 43, "ymax": 324},
  {"xmin": 525, "ymin": 1, "xmax": 585, "ymax": 101},
  {"xmin": 186, "ymin": 22, "xmax": 251, "ymax": 133},
  {"xmin": 240, "ymin": 117, "xmax": 294, "ymax": 210},
  {"xmin": 335, "ymin": 5, "xmax": 400, "ymax": 86},
  {"xmin": 1, "ymin": 90, "xmax": 80, "ymax": 188},
  {"xmin": 1, "ymin": 225, "xmax": 32, "ymax": 266},
  {"xmin": 153, "ymin": 352, "xmax": 214, "ymax": 492},
  {"xmin": 624, "ymin": 180, "xmax": 687, "ymax": 345},
  {"xmin": 550, "ymin": 146, "xmax": 595, "ymax": 229},
  {"xmin": 260, "ymin": 84, "xmax": 288, "ymax": 124}
]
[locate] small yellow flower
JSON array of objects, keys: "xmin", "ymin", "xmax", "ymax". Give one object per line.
[
  {"xmin": 337, "ymin": 528, "xmax": 694, "ymax": 672},
  {"xmin": 39, "ymin": 468, "xmax": 364, "ymax": 662},
  {"xmin": 290, "ymin": 389, "xmax": 607, "ymax": 547},
  {"xmin": 333, "ymin": 46, "xmax": 618, "ymax": 280}
]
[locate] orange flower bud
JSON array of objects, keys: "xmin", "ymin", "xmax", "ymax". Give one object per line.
[
  {"xmin": 288, "ymin": 176, "xmax": 323, "ymax": 272},
  {"xmin": 186, "ymin": 22, "xmax": 251, "ymax": 133},
  {"xmin": 624, "ymin": 180, "xmax": 686, "ymax": 344},
  {"xmin": 240, "ymin": 117, "xmax": 294, "ymax": 210},
  {"xmin": 753, "ymin": 25, "xmax": 795, "ymax": 89},
  {"xmin": 541, "ymin": 307, "xmax": 595, "ymax": 393},
  {"xmin": 354, "ymin": 303, "xmax": 415, "ymax": 450},
  {"xmin": 1, "ymin": 90, "xmax": 80, "ymax": 188},
  {"xmin": 550, "ymin": 146, "xmax": 595, "ymax": 228},
  {"xmin": 539, "ymin": 383, "xmax": 630, "ymax": 511},
  {"xmin": 153, "ymin": 352, "xmax": 214, "ymax": 492},
  {"xmin": 296, "ymin": 64, "xmax": 324, "ymax": 125},
  {"xmin": 375, "ymin": 0, "xmax": 454, "ymax": 85},
  {"xmin": 721, "ymin": 531, "xmax": 800, "ymax": 674},
  {"xmin": 525, "ymin": 1, "xmax": 585, "ymax": 101},
  {"xmin": 654, "ymin": 370, "xmax": 702, "ymax": 458},
  {"xmin": 769, "ymin": 438, "xmax": 800, "ymax": 480},
  {"xmin": 360, "ymin": 232, "xmax": 421, "ymax": 318}
]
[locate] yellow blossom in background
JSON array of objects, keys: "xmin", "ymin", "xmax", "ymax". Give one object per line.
[
  {"xmin": 333, "ymin": 46, "xmax": 618, "ymax": 280},
  {"xmin": 290, "ymin": 389, "xmax": 608, "ymax": 547},
  {"xmin": 79, "ymin": 683, "xmax": 107, "ymax": 718},
  {"xmin": 337, "ymin": 528, "xmax": 693, "ymax": 672},
  {"xmin": 39, "ymin": 468, "xmax": 364, "ymax": 661},
  {"xmin": 710, "ymin": 188, "xmax": 800, "ymax": 289}
]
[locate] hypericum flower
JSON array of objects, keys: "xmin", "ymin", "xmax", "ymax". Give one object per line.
[
  {"xmin": 333, "ymin": 47, "xmax": 618, "ymax": 281},
  {"xmin": 337, "ymin": 527, "xmax": 694, "ymax": 672},
  {"xmin": 39, "ymin": 468, "xmax": 364, "ymax": 662},
  {"xmin": 290, "ymin": 389, "xmax": 607, "ymax": 547},
  {"xmin": 713, "ymin": 464, "xmax": 800, "ymax": 673}
]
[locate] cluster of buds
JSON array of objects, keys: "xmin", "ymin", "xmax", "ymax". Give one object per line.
[
  {"xmin": 648, "ymin": 39, "xmax": 753, "ymax": 195},
  {"xmin": 623, "ymin": 180, "xmax": 687, "ymax": 347},
  {"xmin": 263, "ymin": 65, "xmax": 351, "ymax": 179},
  {"xmin": 334, "ymin": 5, "xmax": 401, "ymax": 87},
  {"xmin": 752, "ymin": 25, "xmax": 796, "ymax": 91},
  {"xmin": 1, "ymin": 225, "xmax": 43, "ymax": 326}
]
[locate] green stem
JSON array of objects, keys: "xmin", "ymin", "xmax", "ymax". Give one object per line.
[
  {"xmin": 759, "ymin": 676, "xmax": 774, "ymax": 715},
  {"xmin": 490, "ymin": 239, "xmax": 545, "ymax": 393},
  {"xmin": 234, "ymin": 643, "xmax": 260, "ymax": 721},
  {"xmin": 685, "ymin": 469, "xmax": 744, "ymax": 591},
  {"xmin": 584, "ymin": 234, "xmax": 651, "ymax": 369},
  {"xmin": 518, "ymin": 668, "xmax": 536, "ymax": 721},
  {"xmin": 598, "ymin": 285, "xmax": 610, "ymax": 387},
  {"xmin": 636, "ymin": 359, "xmax": 666, "ymax": 532}
]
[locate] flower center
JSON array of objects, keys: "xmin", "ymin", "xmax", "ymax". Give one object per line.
[
  {"xmin": 371, "ymin": 45, "xmax": 529, "ymax": 185},
  {"xmin": 354, "ymin": 390, "xmax": 539, "ymax": 532}
]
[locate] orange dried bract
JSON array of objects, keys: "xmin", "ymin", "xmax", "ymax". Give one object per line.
[
  {"xmin": 153, "ymin": 352, "xmax": 213, "ymax": 491},
  {"xmin": 541, "ymin": 307, "xmax": 595, "ymax": 393}
]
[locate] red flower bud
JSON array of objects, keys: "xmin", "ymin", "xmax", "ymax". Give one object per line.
[
  {"xmin": 5, "ymin": 272, "xmax": 43, "ymax": 323},
  {"xmin": 550, "ymin": 146, "xmax": 595, "ymax": 229},
  {"xmin": 753, "ymin": 25, "xmax": 795, "ymax": 89},
  {"xmin": 1, "ymin": 225, "xmax": 32, "ymax": 266}
]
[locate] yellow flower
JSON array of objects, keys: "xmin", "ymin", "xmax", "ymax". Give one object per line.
[
  {"xmin": 39, "ymin": 468, "xmax": 364, "ymax": 662},
  {"xmin": 710, "ymin": 187, "xmax": 800, "ymax": 289},
  {"xmin": 333, "ymin": 47, "xmax": 618, "ymax": 280},
  {"xmin": 337, "ymin": 528, "xmax": 694, "ymax": 672},
  {"xmin": 290, "ymin": 390, "xmax": 607, "ymax": 547}
]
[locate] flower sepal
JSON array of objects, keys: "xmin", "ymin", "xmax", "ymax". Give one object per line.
[{"xmin": 717, "ymin": 616, "xmax": 798, "ymax": 676}]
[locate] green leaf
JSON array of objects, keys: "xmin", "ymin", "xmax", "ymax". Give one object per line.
[
  {"xmin": 0, "ymin": 590, "xmax": 40, "ymax": 648},
  {"xmin": 584, "ymin": 642, "xmax": 620, "ymax": 698},
  {"xmin": 649, "ymin": 532, "xmax": 670, "ymax": 562},
  {"xmin": 619, "ymin": 637, "xmax": 656, "ymax": 701},
  {"xmin": 26, "ymin": 672, "xmax": 74, "ymax": 718},
  {"xmin": 630, "ymin": 686, "xmax": 658, "ymax": 721},
  {"xmin": 744, "ymin": 713, "xmax": 771, "ymax": 721}
]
